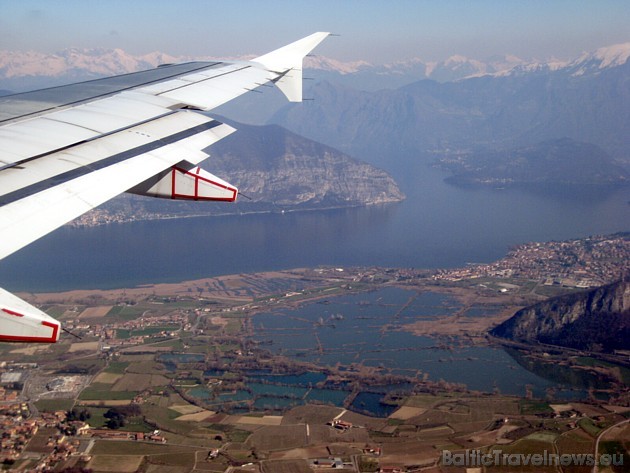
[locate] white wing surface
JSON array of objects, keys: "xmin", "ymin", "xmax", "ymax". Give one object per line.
[{"xmin": 0, "ymin": 32, "xmax": 330, "ymax": 342}]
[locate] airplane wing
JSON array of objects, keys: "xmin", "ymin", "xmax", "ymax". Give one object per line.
[{"xmin": 0, "ymin": 32, "xmax": 330, "ymax": 342}]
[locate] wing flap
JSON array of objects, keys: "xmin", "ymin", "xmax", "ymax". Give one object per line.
[
  {"xmin": 0, "ymin": 288, "xmax": 60, "ymax": 343},
  {"xmin": 129, "ymin": 160, "xmax": 237, "ymax": 201}
]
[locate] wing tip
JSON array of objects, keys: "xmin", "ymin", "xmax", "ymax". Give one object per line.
[{"xmin": 252, "ymin": 32, "xmax": 332, "ymax": 102}]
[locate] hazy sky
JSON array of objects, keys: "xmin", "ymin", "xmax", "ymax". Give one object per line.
[{"xmin": 1, "ymin": 0, "xmax": 629, "ymax": 63}]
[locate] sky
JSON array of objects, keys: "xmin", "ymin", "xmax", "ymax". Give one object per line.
[{"xmin": 1, "ymin": 0, "xmax": 629, "ymax": 63}]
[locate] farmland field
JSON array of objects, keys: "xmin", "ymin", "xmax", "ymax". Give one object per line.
[
  {"xmin": 78, "ymin": 306, "xmax": 113, "ymax": 319},
  {"xmin": 79, "ymin": 383, "xmax": 137, "ymax": 400},
  {"xmin": 247, "ymin": 425, "xmax": 307, "ymax": 451},
  {"xmin": 93, "ymin": 372, "xmax": 123, "ymax": 384},
  {"xmin": 112, "ymin": 373, "xmax": 170, "ymax": 391},
  {"xmin": 90, "ymin": 441, "xmax": 198, "ymax": 456},
  {"xmin": 261, "ymin": 459, "xmax": 312, "ymax": 473},
  {"xmin": 87, "ymin": 455, "xmax": 144, "ymax": 472}
]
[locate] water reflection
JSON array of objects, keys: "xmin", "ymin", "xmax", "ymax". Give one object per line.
[{"xmin": 503, "ymin": 348, "xmax": 614, "ymax": 392}]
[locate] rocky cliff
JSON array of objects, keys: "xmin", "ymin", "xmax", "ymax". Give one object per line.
[
  {"xmin": 491, "ymin": 280, "xmax": 630, "ymax": 352},
  {"xmin": 209, "ymin": 121, "xmax": 404, "ymax": 208}
]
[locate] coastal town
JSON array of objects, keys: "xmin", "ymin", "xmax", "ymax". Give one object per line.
[
  {"xmin": 433, "ymin": 233, "xmax": 629, "ymax": 288},
  {"xmin": 0, "ymin": 233, "xmax": 628, "ymax": 472}
]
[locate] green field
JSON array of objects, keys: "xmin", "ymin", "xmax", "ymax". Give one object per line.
[
  {"xmin": 88, "ymin": 455, "xmax": 144, "ymax": 473},
  {"xmin": 117, "ymin": 325, "xmax": 179, "ymax": 339},
  {"xmin": 106, "ymin": 305, "xmax": 149, "ymax": 321},
  {"xmin": 79, "ymin": 383, "xmax": 137, "ymax": 401},
  {"xmin": 520, "ymin": 399, "xmax": 553, "ymax": 415},
  {"xmin": 34, "ymin": 399, "xmax": 75, "ymax": 412},
  {"xmin": 104, "ymin": 361, "xmax": 130, "ymax": 374},
  {"xmin": 578, "ymin": 418, "xmax": 602, "ymax": 437}
]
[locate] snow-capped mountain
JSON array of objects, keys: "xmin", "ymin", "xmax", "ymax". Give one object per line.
[
  {"xmin": 303, "ymin": 56, "xmax": 372, "ymax": 74},
  {"xmin": 0, "ymin": 48, "xmax": 179, "ymax": 79},
  {"xmin": 565, "ymin": 42, "xmax": 630, "ymax": 76},
  {"xmin": 0, "ymin": 42, "xmax": 627, "ymax": 93},
  {"xmin": 488, "ymin": 42, "xmax": 630, "ymax": 78}
]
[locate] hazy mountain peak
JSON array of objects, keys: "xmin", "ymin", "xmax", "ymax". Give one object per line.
[
  {"xmin": 567, "ymin": 42, "xmax": 630, "ymax": 76},
  {"xmin": 304, "ymin": 56, "xmax": 372, "ymax": 74},
  {"xmin": 444, "ymin": 54, "xmax": 473, "ymax": 64},
  {"xmin": 592, "ymin": 42, "xmax": 630, "ymax": 67},
  {"xmin": 0, "ymin": 47, "xmax": 178, "ymax": 79},
  {"xmin": 1, "ymin": 41, "xmax": 628, "ymax": 93}
]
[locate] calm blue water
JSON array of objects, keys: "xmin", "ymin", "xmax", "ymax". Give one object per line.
[
  {"xmin": 157, "ymin": 353, "xmax": 205, "ymax": 363},
  {"xmin": 0, "ymin": 166, "xmax": 627, "ymax": 292},
  {"xmin": 251, "ymin": 287, "xmax": 608, "ymax": 398},
  {"xmin": 247, "ymin": 372, "xmax": 327, "ymax": 385},
  {"xmin": 351, "ymin": 392, "xmax": 398, "ymax": 418}
]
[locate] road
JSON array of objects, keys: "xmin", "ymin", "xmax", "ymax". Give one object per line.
[{"xmin": 592, "ymin": 417, "xmax": 629, "ymax": 473}]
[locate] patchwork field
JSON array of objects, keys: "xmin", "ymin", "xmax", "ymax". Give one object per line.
[
  {"xmin": 260, "ymin": 459, "xmax": 312, "ymax": 473},
  {"xmin": 169, "ymin": 404, "xmax": 205, "ymax": 415},
  {"xmin": 247, "ymin": 425, "xmax": 308, "ymax": 451},
  {"xmin": 390, "ymin": 405, "xmax": 427, "ymax": 420},
  {"xmin": 87, "ymin": 455, "xmax": 144, "ymax": 472},
  {"xmin": 174, "ymin": 410, "xmax": 216, "ymax": 422},
  {"xmin": 68, "ymin": 341, "xmax": 100, "ymax": 353},
  {"xmin": 93, "ymin": 372, "xmax": 123, "ymax": 384},
  {"xmin": 77, "ymin": 399, "xmax": 132, "ymax": 407},
  {"xmin": 10, "ymin": 267, "xmax": 629, "ymax": 473},
  {"xmin": 112, "ymin": 373, "xmax": 170, "ymax": 391},
  {"xmin": 79, "ymin": 306, "xmax": 113, "ymax": 319},
  {"xmin": 232, "ymin": 415, "xmax": 283, "ymax": 426},
  {"xmin": 10, "ymin": 345, "xmax": 48, "ymax": 355}
]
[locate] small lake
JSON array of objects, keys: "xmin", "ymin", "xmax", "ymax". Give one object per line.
[
  {"xmin": 158, "ymin": 353, "xmax": 205, "ymax": 363},
  {"xmin": 187, "ymin": 372, "xmax": 354, "ymax": 414},
  {"xmin": 251, "ymin": 287, "xmax": 613, "ymax": 400},
  {"xmin": 351, "ymin": 392, "xmax": 398, "ymax": 418}
]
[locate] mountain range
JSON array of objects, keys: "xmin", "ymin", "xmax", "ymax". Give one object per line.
[
  {"xmin": 1, "ymin": 41, "xmax": 629, "ymax": 189},
  {"xmin": 2, "ymin": 42, "xmax": 628, "ymax": 89},
  {"xmin": 270, "ymin": 48, "xmax": 630, "ymax": 170}
]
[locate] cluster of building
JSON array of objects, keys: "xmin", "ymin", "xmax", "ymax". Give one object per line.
[
  {"xmin": 90, "ymin": 429, "xmax": 166, "ymax": 443},
  {"xmin": 0, "ymin": 384, "xmax": 20, "ymax": 402},
  {"xmin": 67, "ymin": 208, "xmax": 132, "ymax": 227},
  {"xmin": 64, "ymin": 310, "xmax": 189, "ymax": 346},
  {"xmin": 0, "ymin": 403, "xmax": 35, "ymax": 463},
  {"xmin": 68, "ymin": 207, "xmax": 211, "ymax": 228},
  {"xmin": 328, "ymin": 418, "xmax": 353, "ymax": 431},
  {"xmin": 433, "ymin": 234, "xmax": 629, "ymax": 286},
  {"xmin": 0, "ymin": 407, "xmax": 86, "ymax": 468},
  {"xmin": 0, "ymin": 404, "xmax": 167, "ymax": 470}
]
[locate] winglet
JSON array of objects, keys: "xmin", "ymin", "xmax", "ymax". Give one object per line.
[{"xmin": 252, "ymin": 32, "xmax": 330, "ymax": 102}]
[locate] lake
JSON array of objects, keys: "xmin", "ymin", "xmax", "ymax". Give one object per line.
[
  {"xmin": 1, "ymin": 165, "xmax": 628, "ymax": 292},
  {"xmin": 251, "ymin": 286, "xmax": 612, "ymax": 399}
]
